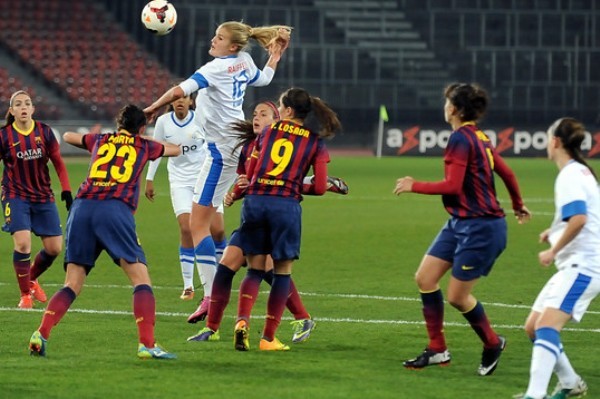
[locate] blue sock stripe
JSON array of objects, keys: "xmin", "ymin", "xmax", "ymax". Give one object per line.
[
  {"xmin": 195, "ymin": 236, "xmax": 215, "ymax": 255},
  {"xmin": 534, "ymin": 341, "xmax": 560, "ymax": 359},
  {"xmin": 179, "ymin": 246, "xmax": 195, "ymax": 256},
  {"xmin": 213, "ymin": 239, "xmax": 227, "ymax": 250},
  {"xmin": 194, "ymin": 236, "xmax": 216, "ymax": 266},
  {"xmin": 180, "ymin": 256, "xmax": 195, "ymax": 264},
  {"xmin": 535, "ymin": 327, "xmax": 560, "ymax": 343},
  {"xmin": 196, "ymin": 256, "xmax": 216, "ymax": 265},
  {"xmin": 534, "ymin": 327, "xmax": 561, "ymax": 358}
]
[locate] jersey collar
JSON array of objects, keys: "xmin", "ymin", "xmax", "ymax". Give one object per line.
[{"xmin": 12, "ymin": 120, "xmax": 35, "ymax": 136}]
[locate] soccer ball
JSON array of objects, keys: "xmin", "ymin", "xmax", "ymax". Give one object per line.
[{"xmin": 141, "ymin": 0, "xmax": 177, "ymax": 36}]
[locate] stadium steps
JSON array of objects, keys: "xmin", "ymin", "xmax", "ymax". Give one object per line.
[
  {"xmin": 0, "ymin": 48, "xmax": 83, "ymax": 120},
  {"xmin": 313, "ymin": 0, "xmax": 451, "ymax": 107}
]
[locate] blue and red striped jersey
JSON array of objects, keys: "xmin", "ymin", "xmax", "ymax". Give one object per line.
[
  {"xmin": 76, "ymin": 130, "xmax": 164, "ymax": 211},
  {"xmin": 442, "ymin": 123, "xmax": 505, "ymax": 218},
  {"xmin": 236, "ymin": 139, "xmax": 254, "ymax": 175},
  {"xmin": 245, "ymin": 120, "xmax": 329, "ymax": 200},
  {"xmin": 0, "ymin": 121, "xmax": 63, "ymax": 202}
]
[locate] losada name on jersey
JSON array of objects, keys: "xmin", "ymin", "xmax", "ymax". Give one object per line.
[{"xmin": 277, "ymin": 123, "xmax": 309, "ymax": 138}]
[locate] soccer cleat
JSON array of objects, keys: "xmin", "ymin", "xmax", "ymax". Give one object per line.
[
  {"xmin": 29, "ymin": 331, "xmax": 47, "ymax": 357},
  {"xmin": 291, "ymin": 319, "xmax": 316, "ymax": 343},
  {"xmin": 233, "ymin": 320, "xmax": 250, "ymax": 351},
  {"xmin": 259, "ymin": 337, "xmax": 290, "ymax": 351},
  {"xmin": 550, "ymin": 376, "xmax": 588, "ymax": 399},
  {"xmin": 186, "ymin": 296, "xmax": 210, "ymax": 323},
  {"xmin": 179, "ymin": 287, "xmax": 194, "ymax": 301},
  {"xmin": 187, "ymin": 327, "xmax": 220, "ymax": 342},
  {"xmin": 18, "ymin": 294, "xmax": 33, "ymax": 309},
  {"xmin": 403, "ymin": 348, "xmax": 451, "ymax": 369},
  {"xmin": 477, "ymin": 335, "xmax": 506, "ymax": 376},
  {"xmin": 30, "ymin": 280, "xmax": 47, "ymax": 303},
  {"xmin": 137, "ymin": 343, "xmax": 177, "ymax": 360},
  {"xmin": 326, "ymin": 176, "xmax": 349, "ymax": 195}
]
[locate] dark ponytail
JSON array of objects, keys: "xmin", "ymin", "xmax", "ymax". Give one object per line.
[
  {"xmin": 551, "ymin": 117, "xmax": 596, "ymax": 179},
  {"xmin": 116, "ymin": 104, "xmax": 147, "ymax": 134},
  {"xmin": 280, "ymin": 87, "xmax": 341, "ymax": 138}
]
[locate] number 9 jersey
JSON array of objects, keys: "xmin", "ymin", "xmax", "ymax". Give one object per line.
[
  {"xmin": 246, "ymin": 120, "xmax": 329, "ymax": 201},
  {"xmin": 76, "ymin": 130, "xmax": 165, "ymax": 211}
]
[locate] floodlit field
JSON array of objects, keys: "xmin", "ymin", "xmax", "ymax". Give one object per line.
[{"xmin": 1, "ymin": 156, "xmax": 599, "ymax": 399}]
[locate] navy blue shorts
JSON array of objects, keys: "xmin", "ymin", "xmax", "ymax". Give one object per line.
[
  {"xmin": 64, "ymin": 199, "xmax": 147, "ymax": 271},
  {"xmin": 229, "ymin": 228, "xmax": 241, "ymax": 249},
  {"xmin": 1, "ymin": 197, "xmax": 62, "ymax": 236},
  {"xmin": 239, "ymin": 195, "xmax": 302, "ymax": 261},
  {"xmin": 427, "ymin": 217, "xmax": 507, "ymax": 281}
]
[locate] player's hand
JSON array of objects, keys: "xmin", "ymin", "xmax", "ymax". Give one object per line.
[
  {"xmin": 538, "ymin": 248, "xmax": 555, "ymax": 267},
  {"xmin": 268, "ymin": 41, "xmax": 284, "ymax": 62},
  {"xmin": 145, "ymin": 180, "xmax": 155, "ymax": 202},
  {"xmin": 539, "ymin": 228, "xmax": 550, "ymax": 243},
  {"xmin": 236, "ymin": 174, "xmax": 249, "ymax": 190},
  {"xmin": 277, "ymin": 27, "xmax": 291, "ymax": 52},
  {"xmin": 143, "ymin": 106, "xmax": 159, "ymax": 124},
  {"xmin": 393, "ymin": 176, "xmax": 414, "ymax": 195},
  {"xmin": 224, "ymin": 192, "xmax": 235, "ymax": 207},
  {"xmin": 61, "ymin": 191, "xmax": 73, "ymax": 211},
  {"xmin": 514, "ymin": 205, "xmax": 532, "ymax": 224}
]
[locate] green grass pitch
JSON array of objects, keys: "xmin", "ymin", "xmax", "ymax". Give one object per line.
[{"xmin": 0, "ymin": 155, "xmax": 599, "ymax": 399}]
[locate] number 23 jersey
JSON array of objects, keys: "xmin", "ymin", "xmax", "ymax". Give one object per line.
[{"xmin": 76, "ymin": 130, "xmax": 164, "ymax": 211}]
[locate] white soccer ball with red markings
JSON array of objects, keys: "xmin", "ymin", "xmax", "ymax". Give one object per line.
[{"xmin": 141, "ymin": 0, "xmax": 177, "ymax": 36}]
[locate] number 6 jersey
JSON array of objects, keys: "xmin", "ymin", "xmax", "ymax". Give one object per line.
[{"xmin": 76, "ymin": 130, "xmax": 165, "ymax": 211}]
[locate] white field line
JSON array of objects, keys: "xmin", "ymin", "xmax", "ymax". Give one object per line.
[
  {"xmin": 1, "ymin": 282, "xmax": 599, "ymax": 330},
  {"xmin": 1, "ymin": 306, "xmax": 599, "ymax": 333},
  {"xmin": 1, "ymin": 281, "xmax": 597, "ymax": 315}
]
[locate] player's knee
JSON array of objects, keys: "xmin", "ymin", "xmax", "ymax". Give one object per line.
[
  {"xmin": 44, "ymin": 243, "xmax": 62, "ymax": 256},
  {"xmin": 446, "ymin": 293, "xmax": 468, "ymax": 310},
  {"xmin": 414, "ymin": 272, "xmax": 436, "ymax": 291},
  {"xmin": 524, "ymin": 323, "xmax": 535, "ymax": 340}
]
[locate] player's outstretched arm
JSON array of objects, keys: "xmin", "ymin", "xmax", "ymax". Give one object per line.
[
  {"xmin": 302, "ymin": 175, "xmax": 349, "ymax": 195},
  {"xmin": 63, "ymin": 132, "xmax": 86, "ymax": 149}
]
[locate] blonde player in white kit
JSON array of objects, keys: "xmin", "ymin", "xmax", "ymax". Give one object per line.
[
  {"xmin": 144, "ymin": 21, "xmax": 291, "ymax": 322},
  {"xmin": 144, "ymin": 95, "xmax": 226, "ymax": 304},
  {"xmin": 516, "ymin": 118, "xmax": 600, "ymax": 399}
]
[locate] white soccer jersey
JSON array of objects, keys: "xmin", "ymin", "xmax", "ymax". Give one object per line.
[
  {"xmin": 146, "ymin": 110, "xmax": 205, "ymax": 185},
  {"xmin": 548, "ymin": 161, "xmax": 600, "ymax": 274},
  {"xmin": 178, "ymin": 51, "xmax": 274, "ymax": 144}
]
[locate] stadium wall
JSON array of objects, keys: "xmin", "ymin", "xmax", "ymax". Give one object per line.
[
  {"xmin": 380, "ymin": 123, "xmax": 600, "ymax": 158},
  {"xmin": 49, "ymin": 120, "xmax": 600, "ymax": 158}
]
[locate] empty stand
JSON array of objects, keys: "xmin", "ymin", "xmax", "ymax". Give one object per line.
[
  {"xmin": 0, "ymin": 0, "xmax": 175, "ymax": 119},
  {"xmin": 0, "ymin": 67, "xmax": 61, "ymax": 120}
]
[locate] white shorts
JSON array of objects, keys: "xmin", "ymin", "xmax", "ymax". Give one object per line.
[
  {"xmin": 171, "ymin": 184, "xmax": 223, "ymax": 216},
  {"xmin": 192, "ymin": 141, "xmax": 240, "ymax": 208},
  {"xmin": 531, "ymin": 267, "xmax": 600, "ymax": 322}
]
